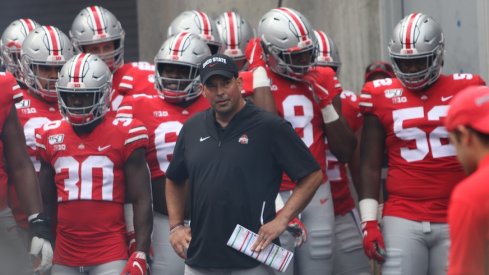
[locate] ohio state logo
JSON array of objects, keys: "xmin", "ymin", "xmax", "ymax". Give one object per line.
[{"xmin": 238, "ymin": 134, "xmax": 248, "ymax": 144}]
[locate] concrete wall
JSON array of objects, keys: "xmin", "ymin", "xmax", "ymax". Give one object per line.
[{"xmin": 137, "ymin": 0, "xmax": 382, "ymax": 93}]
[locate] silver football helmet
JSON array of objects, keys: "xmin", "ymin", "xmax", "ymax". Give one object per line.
[
  {"xmin": 314, "ymin": 30, "xmax": 341, "ymax": 74},
  {"xmin": 70, "ymin": 6, "xmax": 125, "ymax": 72},
  {"xmin": 57, "ymin": 53, "xmax": 112, "ymax": 126},
  {"xmin": 167, "ymin": 10, "xmax": 223, "ymax": 55},
  {"xmin": 0, "ymin": 18, "xmax": 40, "ymax": 82},
  {"xmin": 388, "ymin": 13, "xmax": 444, "ymax": 90},
  {"xmin": 155, "ymin": 32, "xmax": 211, "ymax": 103},
  {"xmin": 21, "ymin": 26, "xmax": 74, "ymax": 102},
  {"xmin": 215, "ymin": 11, "xmax": 255, "ymax": 70},
  {"xmin": 257, "ymin": 7, "xmax": 317, "ymax": 80}
]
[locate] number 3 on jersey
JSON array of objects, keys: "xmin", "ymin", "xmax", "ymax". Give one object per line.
[{"xmin": 393, "ymin": 105, "xmax": 455, "ymax": 162}]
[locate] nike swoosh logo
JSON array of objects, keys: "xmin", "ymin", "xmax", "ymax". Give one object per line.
[
  {"xmin": 98, "ymin": 145, "xmax": 111, "ymax": 151},
  {"xmin": 319, "ymin": 198, "xmax": 328, "ymax": 205},
  {"xmin": 200, "ymin": 136, "xmax": 210, "ymax": 142},
  {"xmin": 441, "ymin": 95, "xmax": 453, "ymax": 102},
  {"xmin": 133, "ymin": 261, "xmax": 143, "ymax": 273}
]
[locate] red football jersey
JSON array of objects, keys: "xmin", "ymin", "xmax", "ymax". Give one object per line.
[
  {"xmin": 108, "ymin": 62, "xmax": 158, "ymax": 117},
  {"xmin": 265, "ymin": 67, "xmax": 341, "ymax": 191},
  {"xmin": 8, "ymin": 89, "xmax": 62, "ymax": 228},
  {"xmin": 0, "ymin": 71, "xmax": 23, "ymax": 102},
  {"xmin": 0, "ymin": 78, "xmax": 14, "ymax": 211},
  {"xmin": 117, "ymin": 94, "xmax": 209, "ymax": 179},
  {"xmin": 35, "ymin": 117, "xmax": 148, "ymax": 266},
  {"xmin": 327, "ymin": 90, "xmax": 363, "ymax": 215},
  {"xmin": 359, "ymin": 74, "xmax": 485, "ymax": 222}
]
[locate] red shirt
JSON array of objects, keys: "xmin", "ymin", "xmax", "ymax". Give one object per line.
[
  {"xmin": 327, "ymin": 90, "xmax": 363, "ymax": 215},
  {"xmin": 360, "ymin": 74, "xmax": 485, "ymax": 222},
  {"xmin": 448, "ymin": 154, "xmax": 489, "ymax": 275},
  {"xmin": 36, "ymin": 118, "xmax": 148, "ymax": 266},
  {"xmin": 117, "ymin": 94, "xmax": 209, "ymax": 179},
  {"xmin": 108, "ymin": 62, "xmax": 158, "ymax": 117},
  {"xmin": 0, "ymin": 76, "xmax": 14, "ymax": 211}
]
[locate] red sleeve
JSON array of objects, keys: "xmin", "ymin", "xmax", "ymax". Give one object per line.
[
  {"xmin": 239, "ymin": 70, "xmax": 254, "ymax": 97},
  {"xmin": 340, "ymin": 91, "xmax": 363, "ymax": 132},
  {"xmin": 120, "ymin": 118, "xmax": 149, "ymax": 161},
  {"xmin": 359, "ymin": 81, "xmax": 375, "ymax": 115},
  {"xmin": 118, "ymin": 62, "xmax": 156, "ymax": 96}
]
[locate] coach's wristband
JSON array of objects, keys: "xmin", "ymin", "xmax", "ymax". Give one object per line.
[{"xmin": 169, "ymin": 224, "xmax": 184, "ymax": 235}]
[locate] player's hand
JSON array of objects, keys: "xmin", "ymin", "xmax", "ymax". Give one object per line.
[
  {"xmin": 245, "ymin": 37, "xmax": 266, "ymax": 70},
  {"xmin": 121, "ymin": 251, "xmax": 149, "ymax": 275},
  {"xmin": 361, "ymin": 220, "xmax": 386, "ymax": 263},
  {"xmin": 169, "ymin": 225, "xmax": 191, "ymax": 259},
  {"xmin": 286, "ymin": 217, "xmax": 308, "ymax": 247},
  {"xmin": 302, "ymin": 67, "xmax": 334, "ymax": 108},
  {"xmin": 251, "ymin": 217, "xmax": 288, "ymax": 252},
  {"xmin": 126, "ymin": 231, "xmax": 155, "ymax": 265},
  {"xmin": 29, "ymin": 213, "xmax": 53, "ymax": 273}
]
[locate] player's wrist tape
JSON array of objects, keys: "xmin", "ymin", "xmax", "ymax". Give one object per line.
[
  {"xmin": 321, "ymin": 104, "xmax": 339, "ymax": 124},
  {"xmin": 253, "ymin": 66, "xmax": 270, "ymax": 89},
  {"xmin": 124, "ymin": 203, "xmax": 135, "ymax": 232},
  {"xmin": 359, "ymin": 198, "xmax": 379, "ymax": 222},
  {"xmin": 169, "ymin": 223, "xmax": 184, "ymax": 234}
]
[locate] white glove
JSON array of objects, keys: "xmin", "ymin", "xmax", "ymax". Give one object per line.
[{"xmin": 30, "ymin": 236, "xmax": 53, "ymax": 273}]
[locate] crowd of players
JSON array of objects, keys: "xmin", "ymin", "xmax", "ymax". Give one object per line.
[{"xmin": 0, "ymin": 4, "xmax": 484, "ymax": 275}]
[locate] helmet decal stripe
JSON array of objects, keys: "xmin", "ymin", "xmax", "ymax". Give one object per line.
[
  {"xmin": 225, "ymin": 11, "xmax": 238, "ymax": 49},
  {"xmin": 196, "ymin": 11, "xmax": 211, "ymax": 37},
  {"xmin": 20, "ymin": 19, "xmax": 36, "ymax": 33},
  {"xmin": 403, "ymin": 13, "xmax": 421, "ymax": 50},
  {"xmin": 89, "ymin": 6, "xmax": 106, "ymax": 36},
  {"xmin": 43, "ymin": 26, "xmax": 61, "ymax": 56},
  {"xmin": 171, "ymin": 32, "xmax": 190, "ymax": 58},
  {"xmin": 316, "ymin": 31, "xmax": 330, "ymax": 58},
  {"xmin": 277, "ymin": 8, "xmax": 308, "ymax": 41},
  {"xmin": 71, "ymin": 53, "xmax": 89, "ymax": 83}
]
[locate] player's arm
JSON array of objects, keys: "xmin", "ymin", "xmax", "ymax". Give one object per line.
[
  {"xmin": 124, "ymin": 147, "xmax": 153, "ymax": 254},
  {"xmin": 249, "ymin": 68, "xmax": 277, "ymax": 114},
  {"xmin": 358, "ymin": 114, "xmax": 386, "ymax": 263},
  {"xmin": 3, "ymin": 107, "xmax": 42, "ymax": 214},
  {"xmin": 348, "ymin": 127, "xmax": 363, "ymax": 193},
  {"xmin": 38, "ymin": 159, "xmax": 57, "ymax": 220},
  {"xmin": 324, "ymin": 94, "xmax": 357, "ymax": 163}
]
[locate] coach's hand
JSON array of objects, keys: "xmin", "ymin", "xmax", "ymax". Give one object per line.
[
  {"xmin": 29, "ymin": 213, "xmax": 53, "ymax": 273},
  {"xmin": 361, "ymin": 220, "xmax": 386, "ymax": 263},
  {"xmin": 169, "ymin": 225, "xmax": 191, "ymax": 259},
  {"xmin": 251, "ymin": 217, "xmax": 288, "ymax": 253}
]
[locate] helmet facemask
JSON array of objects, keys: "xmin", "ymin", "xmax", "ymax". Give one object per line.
[
  {"xmin": 155, "ymin": 62, "xmax": 200, "ymax": 103},
  {"xmin": 22, "ymin": 57, "xmax": 64, "ymax": 103},
  {"xmin": 58, "ymin": 84, "xmax": 111, "ymax": 126},
  {"xmin": 264, "ymin": 40, "xmax": 317, "ymax": 81}
]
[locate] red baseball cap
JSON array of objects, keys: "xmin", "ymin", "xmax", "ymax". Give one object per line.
[
  {"xmin": 364, "ymin": 61, "xmax": 395, "ymax": 82},
  {"xmin": 445, "ymin": 85, "xmax": 489, "ymax": 134}
]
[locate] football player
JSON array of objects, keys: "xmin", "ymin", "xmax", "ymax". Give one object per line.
[
  {"xmin": 0, "ymin": 27, "xmax": 53, "ymax": 275},
  {"xmin": 314, "ymin": 29, "xmax": 372, "ymax": 275},
  {"xmin": 0, "ymin": 18, "xmax": 41, "ymax": 246},
  {"xmin": 167, "ymin": 10, "xmax": 223, "ymax": 55},
  {"xmin": 358, "ymin": 13, "xmax": 485, "ymax": 274},
  {"xmin": 251, "ymin": 7, "xmax": 357, "ymax": 275},
  {"xmin": 116, "ymin": 32, "xmax": 211, "ymax": 274},
  {"xmin": 9, "ymin": 25, "xmax": 73, "ymax": 256},
  {"xmin": 36, "ymin": 53, "xmax": 152, "ymax": 274},
  {"xmin": 70, "ymin": 5, "xmax": 157, "ymax": 117}
]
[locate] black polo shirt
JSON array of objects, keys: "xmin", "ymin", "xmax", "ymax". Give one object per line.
[{"xmin": 166, "ymin": 102, "xmax": 320, "ymax": 269}]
